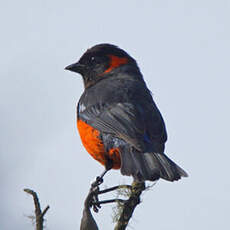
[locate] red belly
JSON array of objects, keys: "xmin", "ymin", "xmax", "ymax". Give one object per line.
[{"xmin": 77, "ymin": 119, "xmax": 121, "ymax": 169}]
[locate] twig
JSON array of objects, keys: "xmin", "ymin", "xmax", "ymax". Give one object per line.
[
  {"xmin": 24, "ymin": 188, "xmax": 50, "ymax": 230},
  {"xmin": 114, "ymin": 181, "xmax": 145, "ymax": 230},
  {"xmin": 80, "ymin": 186, "xmax": 99, "ymax": 230}
]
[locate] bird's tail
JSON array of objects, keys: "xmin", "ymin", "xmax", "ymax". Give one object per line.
[{"xmin": 120, "ymin": 148, "xmax": 188, "ymax": 182}]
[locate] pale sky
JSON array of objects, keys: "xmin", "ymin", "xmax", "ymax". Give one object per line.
[{"xmin": 1, "ymin": 0, "xmax": 230, "ymax": 229}]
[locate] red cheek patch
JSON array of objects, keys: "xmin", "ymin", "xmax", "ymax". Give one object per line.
[{"xmin": 104, "ymin": 55, "xmax": 128, "ymax": 73}]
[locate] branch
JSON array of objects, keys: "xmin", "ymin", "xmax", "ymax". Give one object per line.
[
  {"xmin": 80, "ymin": 180, "xmax": 146, "ymax": 230},
  {"xmin": 80, "ymin": 186, "xmax": 99, "ymax": 230},
  {"xmin": 114, "ymin": 181, "xmax": 145, "ymax": 230},
  {"xmin": 24, "ymin": 188, "xmax": 50, "ymax": 230},
  {"xmin": 80, "ymin": 183, "xmax": 132, "ymax": 230}
]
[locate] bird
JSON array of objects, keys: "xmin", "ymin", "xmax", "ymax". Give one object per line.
[{"xmin": 65, "ymin": 44, "xmax": 188, "ymax": 182}]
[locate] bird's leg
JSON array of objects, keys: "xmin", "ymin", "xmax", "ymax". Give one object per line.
[
  {"xmin": 91, "ymin": 168, "xmax": 109, "ymax": 188},
  {"xmin": 91, "ymin": 157, "xmax": 114, "ymax": 188},
  {"xmin": 90, "ymin": 168, "xmax": 110, "ymax": 212},
  {"xmin": 90, "ymin": 161, "xmax": 128, "ymax": 212},
  {"xmin": 90, "ymin": 186, "xmax": 101, "ymax": 213}
]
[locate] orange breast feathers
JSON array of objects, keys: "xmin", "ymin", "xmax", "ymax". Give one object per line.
[{"xmin": 77, "ymin": 119, "xmax": 121, "ymax": 169}]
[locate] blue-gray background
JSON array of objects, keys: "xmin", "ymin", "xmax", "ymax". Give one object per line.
[{"xmin": 1, "ymin": 0, "xmax": 229, "ymax": 229}]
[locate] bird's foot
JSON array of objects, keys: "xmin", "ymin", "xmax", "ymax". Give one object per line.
[
  {"xmin": 90, "ymin": 186, "xmax": 101, "ymax": 213},
  {"xmin": 91, "ymin": 176, "xmax": 104, "ymax": 188},
  {"xmin": 89, "ymin": 184, "xmax": 131, "ymax": 213},
  {"xmin": 90, "ymin": 175, "xmax": 105, "ymax": 212}
]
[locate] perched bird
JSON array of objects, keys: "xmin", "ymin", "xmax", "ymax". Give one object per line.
[{"xmin": 65, "ymin": 44, "xmax": 188, "ymax": 182}]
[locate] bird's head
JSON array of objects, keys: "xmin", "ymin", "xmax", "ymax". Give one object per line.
[{"xmin": 65, "ymin": 44, "xmax": 139, "ymax": 88}]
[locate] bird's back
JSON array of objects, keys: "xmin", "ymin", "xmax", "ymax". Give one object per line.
[{"xmin": 78, "ymin": 71, "xmax": 167, "ymax": 154}]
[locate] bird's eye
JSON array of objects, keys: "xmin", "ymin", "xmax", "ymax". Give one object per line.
[{"xmin": 89, "ymin": 56, "xmax": 100, "ymax": 66}]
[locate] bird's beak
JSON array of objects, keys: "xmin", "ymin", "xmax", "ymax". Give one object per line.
[{"xmin": 65, "ymin": 62, "xmax": 85, "ymax": 74}]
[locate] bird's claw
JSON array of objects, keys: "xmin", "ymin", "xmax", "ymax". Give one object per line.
[
  {"xmin": 91, "ymin": 176, "xmax": 104, "ymax": 188},
  {"xmin": 96, "ymin": 176, "xmax": 103, "ymax": 185},
  {"xmin": 89, "ymin": 186, "xmax": 102, "ymax": 213}
]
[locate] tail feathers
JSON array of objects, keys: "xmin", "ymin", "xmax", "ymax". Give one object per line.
[
  {"xmin": 120, "ymin": 148, "xmax": 188, "ymax": 182},
  {"xmin": 152, "ymin": 153, "xmax": 188, "ymax": 181}
]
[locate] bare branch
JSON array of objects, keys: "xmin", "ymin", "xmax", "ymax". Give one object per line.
[
  {"xmin": 80, "ymin": 187, "xmax": 99, "ymax": 230},
  {"xmin": 24, "ymin": 188, "xmax": 49, "ymax": 230},
  {"xmin": 114, "ymin": 181, "xmax": 145, "ymax": 230}
]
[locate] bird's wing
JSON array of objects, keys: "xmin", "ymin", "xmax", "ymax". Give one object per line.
[{"xmin": 79, "ymin": 102, "xmax": 165, "ymax": 152}]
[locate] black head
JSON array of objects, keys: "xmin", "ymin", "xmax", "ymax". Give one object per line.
[{"xmin": 65, "ymin": 44, "xmax": 138, "ymax": 88}]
